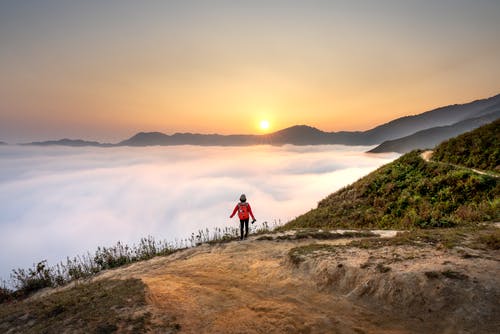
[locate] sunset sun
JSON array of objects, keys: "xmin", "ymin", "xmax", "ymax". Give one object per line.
[{"xmin": 260, "ymin": 120, "xmax": 270, "ymax": 131}]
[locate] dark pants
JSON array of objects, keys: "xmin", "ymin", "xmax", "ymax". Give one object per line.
[{"xmin": 239, "ymin": 219, "xmax": 249, "ymax": 239}]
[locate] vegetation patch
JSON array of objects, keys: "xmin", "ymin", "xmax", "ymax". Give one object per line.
[
  {"xmin": 376, "ymin": 263, "xmax": 391, "ymax": 273},
  {"xmin": 472, "ymin": 229, "xmax": 500, "ymax": 250},
  {"xmin": 281, "ymin": 147, "xmax": 498, "ymax": 231},
  {"xmin": 255, "ymin": 236, "xmax": 274, "ymax": 241},
  {"xmin": 0, "ymin": 278, "xmax": 179, "ymax": 333},
  {"xmin": 288, "ymin": 244, "xmax": 338, "ymax": 266},
  {"xmin": 346, "ymin": 227, "xmax": 496, "ymax": 250},
  {"xmin": 2, "ymin": 222, "xmax": 277, "ymax": 303},
  {"xmin": 424, "ymin": 271, "xmax": 440, "ymax": 279},
  {"xmin": 441, "ymin": 270, "xmax": 469, "ymax": 280},
  {"xmin": 270, "ymin": 230, "xmax": 378, "ymax": 242},
  {"xmin": 2, "ymin": 237, "xmax": 179, "ymax": 302},
  {"xmin": 432, "ymin": 119, "xmax": 500, "ymax": 173}
]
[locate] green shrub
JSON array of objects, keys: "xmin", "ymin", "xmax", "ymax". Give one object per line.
[
  {"xmin": 11, "ymin": 261, "xmax": 54, "ymax": 296},
  {"xmin": 283, "ymin": 150, "xmax": 499, "ymax": 230},
  {"xmin": 432, "ymin": 119, "xmax": 500, "ymax": 172},
  {"xmin": 3, "ymin": 222, "xmax": 276, "ymax": 302}
]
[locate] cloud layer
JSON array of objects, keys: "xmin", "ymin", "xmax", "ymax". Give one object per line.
[{"xmin": 0, "ymin": 145, "xmax": 398, "ymax": 279}]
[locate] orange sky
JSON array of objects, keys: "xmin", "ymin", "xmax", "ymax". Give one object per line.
[{"xmin": 1, "ymin": 1, "xmax": 499, "ymax": 142}]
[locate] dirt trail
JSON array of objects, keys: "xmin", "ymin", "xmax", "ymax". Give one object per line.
[
  {"xmin": 420, "ymin": 150, "xmax": 434, "ymax": 162},
  {"xmin": 93, "ymin": 235, "xmax": 434, "ymax": 334},
  {"xmin": 420, "ymin": 150, "xmax": 498, "ymax": 177}
]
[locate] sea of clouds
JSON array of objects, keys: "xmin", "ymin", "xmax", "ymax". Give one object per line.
[{"xmin": 0, "ymin": 145, "xmax": 398, "ymax": 280}]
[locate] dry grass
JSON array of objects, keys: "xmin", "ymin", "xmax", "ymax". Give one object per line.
[
  {"xmin": 346, "ymin": 226, "xmax": 497, "ymax": 250},
  {"xmin": 0, "ymin": 278, "xmax": 180, "ymax": 333}
]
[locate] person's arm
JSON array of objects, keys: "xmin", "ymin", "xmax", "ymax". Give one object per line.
[
  {"xmin": 247, "ymin": 203, "xmax": 256, "ymax": 221},
  {"xmin": 230, "ymin": 204, "xmax": 239, "ymax": 218}
]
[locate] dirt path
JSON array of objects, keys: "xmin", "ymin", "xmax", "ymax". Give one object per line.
[
  {"xmin": 94, "ymin": 235, "xmax": 426, "ymax": 333},
  {"xmin": 420, "ymin": 150, "xmax": 434, "ymax": 162},
  {"xmin": 420, "ymin": 150, "xmax": 498, "ymax": 178}
]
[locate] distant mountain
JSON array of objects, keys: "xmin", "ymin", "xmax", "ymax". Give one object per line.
[
  {"xmin": 359, "ymin": 93, "xmax": 500, "ymax": 144},
  {"xmin": 118, "ymin": 94, "xmax": 500, "ymax": 147},
  {"xmin": 0, "ymin": 141, "xmax": 7, "ymax": 145},
  {"xmin": 369, "ymin": 110, "xmax": 500, "ymax": 153},
  {"xmin": 118, "ymin": 125, "xmax": 364, "ymax": 146},
  {"xmin": 21, "ymin": 93, "xmax": 500, "ymax": 148},
  {"xmin": 118, "ymin": 131, "xmax": 259, "ymax": 146},
  {"xmin": 25, "ymin": 139, "xmax": 113, "ymax": 147}
]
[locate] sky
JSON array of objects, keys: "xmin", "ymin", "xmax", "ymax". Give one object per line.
[
  {"xmin": 0, "ymin": 144, "xmax": 397, "ymax": 280},
  {"xmin": 1, "ymin": 0, "xmax": 500, "ymax": 142}
]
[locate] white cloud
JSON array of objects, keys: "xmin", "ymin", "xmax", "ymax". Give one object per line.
[{"xmin": 0, "ymin": 145, "xmax": 398, "ymax": 279}]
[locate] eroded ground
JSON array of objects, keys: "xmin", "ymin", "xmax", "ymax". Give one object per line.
[{"xmin": 3, "ymin": 228, "xmax": 499, "ymax": 334}]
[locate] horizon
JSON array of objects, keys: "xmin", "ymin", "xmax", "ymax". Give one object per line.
[
  {"xmin": 1, "ymin": 1, "xmax": 500, "ymax": 142},
  {"xmin": 2, "ymin": 92, "xmax": 500, "ymax": 144}
]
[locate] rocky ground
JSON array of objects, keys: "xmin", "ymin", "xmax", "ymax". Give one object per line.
[{"xmin": 1, "ymin": 227, "xmax": 499, "ymax": 333}]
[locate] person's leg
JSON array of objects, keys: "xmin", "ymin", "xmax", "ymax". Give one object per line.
[
  {"xmin": 244, "ymin": 219, "xmax": 249, "ymax": 238},
  {"xmin": 239, "ymin": 220, "xmax": 244, "ymax": 240}
]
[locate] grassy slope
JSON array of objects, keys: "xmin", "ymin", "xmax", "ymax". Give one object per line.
[
  {"xmin": 0, "ymin": 278, "xmax": 181, "ymax": 333},
  {"xmin": 432, "ymin": 118, "xmax": 499, "ymax": 172},
  {"xmin": 282, "ymin": 120, "xmax": 500, "ymax": 230}
]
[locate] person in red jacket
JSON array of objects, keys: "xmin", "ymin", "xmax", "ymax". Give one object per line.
[{"xmin": 230, "ymin": 194, "xmax": 256, "ymax": 240}]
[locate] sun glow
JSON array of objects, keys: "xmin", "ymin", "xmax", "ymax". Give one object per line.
[{"xmin": 260, "ymin": 120, "xmax": 270, "ymax": 131}]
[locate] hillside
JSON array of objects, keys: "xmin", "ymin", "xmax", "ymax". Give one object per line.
[
  {"xmin": 369, "ymin": 110, "xmax": 500, "ymax": 153},
  {"xmin": 284, "ymin": 121, "xmax": 499, "ymax": 230},
  {"xmin": 284, "ymin": 151, "xmax": 498, "ymax": 230},
  {"xmin": 432, "ymin": 119, "xmax": 500, "ymax": 172},
  {"xmin": 1, "ymin": 228, "xmax": 499, "ymax": 333}
]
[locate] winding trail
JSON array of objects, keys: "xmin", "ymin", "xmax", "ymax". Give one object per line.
[{"xmin": 420, "ymin": 150, "xmax": 499, "ymax": 178}]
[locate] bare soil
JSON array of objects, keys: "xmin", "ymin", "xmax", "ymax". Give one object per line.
[{"xmin": 7, "ymin": 229, "xmax": 500, "ymax": 333}]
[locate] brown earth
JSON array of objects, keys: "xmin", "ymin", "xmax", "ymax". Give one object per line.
[
  {"xmin": 10, "ymin": 229, "xmax": 500, "ymax": 333},
  {"xmin": 97, "ymin": 235, "xmax": 417, "ymax": 333}
]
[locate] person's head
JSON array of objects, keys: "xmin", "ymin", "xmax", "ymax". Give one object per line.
[{"xmin": 239, "ymin": 194, "xmax": 247, "ymax": 202}]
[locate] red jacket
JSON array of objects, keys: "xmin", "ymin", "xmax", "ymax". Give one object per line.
[{"xmin": 230, "ymin": 202, "xmax": 255, "ymax": 220}]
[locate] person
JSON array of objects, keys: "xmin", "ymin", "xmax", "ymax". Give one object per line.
[{"xmin": 230, "ymin": 194, "xmax": 256, "ymax": 240}]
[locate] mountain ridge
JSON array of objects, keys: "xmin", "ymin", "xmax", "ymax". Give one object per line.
[
  {"xmin": 20, "ymin": 93, "xmax": 500, "ymax": 148},
  {"xmin": 369, "ymin": 109, "xmax": 500, "ymax": 153},
  {"xmin": 24, "ymin": 138, "xmax": 114, "ymax": 147}
]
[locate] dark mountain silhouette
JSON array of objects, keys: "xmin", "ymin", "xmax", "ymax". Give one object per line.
[
  {"xmin": 264, "ymin": 125, "xmax": 363, "ymax": 145},
  {"xmin": 118, "ymin": 93, "xmax": 500, "ymax": 147},
  {"xmin": 118, "ymin": 125, "xmax": 361, "ymax": 146},
  {"xmin": 359, "ymin": 93, "xmax": 500, "ymax": 144},
  {"xmin": 118, "ymin": 131, "xmax": 259, "ymax": 146},
  {"xmin": 25, "ymin": 139, "xmax": 113, "ymax": 147},
  {"xmin": 0, "ymin": 141, "xmax": 7, "ymax": 145},
  {"xmin": 22, "ymin": 93, "xmax": 500, "ymax": 147},
  {"xmin": 369, "ymin": 110, "xmax": 500, "ymax": 153}
]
